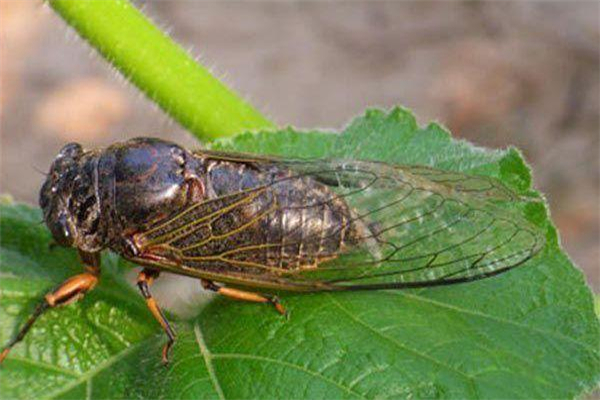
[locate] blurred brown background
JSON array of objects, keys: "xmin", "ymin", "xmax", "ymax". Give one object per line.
[{"xmin": 1, "ymin": 1, "xmax": 598, "ymax": 294}]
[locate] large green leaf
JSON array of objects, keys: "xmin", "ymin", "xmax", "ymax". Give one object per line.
[{"xmin": 1, "ymin": 109, "xmax": 598, "ymax": 399}]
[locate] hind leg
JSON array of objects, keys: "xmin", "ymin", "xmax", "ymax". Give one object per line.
[{"xmin": 200, "ymin": 279, "xmax": 287, "ymax": 316}]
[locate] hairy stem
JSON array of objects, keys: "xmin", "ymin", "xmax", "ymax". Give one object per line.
[{"xmin": 50, "ymin": 0, "xmax": 275, "ymax": 141}]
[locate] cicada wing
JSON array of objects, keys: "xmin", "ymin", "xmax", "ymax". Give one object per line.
[
  {"xmin": 134, "ymin": 153, "xmax": 545, "ymax": 291},
  {"xmin": 197, "ymin": 149, "xmax": 521, "ymax": 201},
  {"xmin": 275, "ymin": 160, "xmax": 545, "ymax": 289}
]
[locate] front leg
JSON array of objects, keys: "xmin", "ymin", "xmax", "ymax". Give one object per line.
[
  {"xmin": 0, "ymin": 251, "xmax": 100, "ymax": 363},
  {"xmin": 136, "ymin": 269, "xmax": 176, "ymax": 365}
]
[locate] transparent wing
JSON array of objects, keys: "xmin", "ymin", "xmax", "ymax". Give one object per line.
[
  {"xmin": 264, "ymin": 159, "xmax": 545, "ymax": 289},
  {"xmin": 134, "ymin": 154, "xmax": 545, "ymax": 291}
]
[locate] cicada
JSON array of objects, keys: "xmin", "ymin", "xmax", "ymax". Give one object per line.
[{"xmin": 0, "ymin": 137, "xmax": 545, "ymax": 364}]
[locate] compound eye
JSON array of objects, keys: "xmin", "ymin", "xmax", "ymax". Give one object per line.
[
  {"xmin": 48, "ymin": 212, "xmax": 74, "ymax": 247},
  {"xmin": 58, "ymin": 143, "xmax": 83, "ymax": 160}
]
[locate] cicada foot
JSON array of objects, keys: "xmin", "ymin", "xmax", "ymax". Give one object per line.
[
  {"xmin": 267, "ymin": 295, "xmax": 289, "ymax": 319},
  {"xmin": 201, "ymin": 279, "xmax": 288, "ymax": 318}
]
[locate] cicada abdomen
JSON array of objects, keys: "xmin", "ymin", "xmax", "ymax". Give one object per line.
[{"xmin": 134, "ymin": 156, "xmax": 367, "ymax": 280}]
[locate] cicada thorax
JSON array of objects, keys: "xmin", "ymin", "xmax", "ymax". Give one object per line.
[
  {"xmin": 94, "ymin": 138, "xmax": 205, "ymax": 256},
  {"xmin": 135, "ymin": 156, "xmax": 363, "ymax": 276}
]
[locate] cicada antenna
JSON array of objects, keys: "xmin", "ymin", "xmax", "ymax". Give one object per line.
[{"xmin": 32, "ymin": 165, "xmax": 48, "ymax": 176}]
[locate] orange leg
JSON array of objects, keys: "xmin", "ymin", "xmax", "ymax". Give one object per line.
[
  {"xmin": 201, "ymin": 279, "xmax": 287, "ymax": 316},
  {"xmin": 136, "ymin": 269, "xmax": 175, "ymax": 365},
  {"xmin": 0, "ymin": 251, "xmax": 100, "ymax": 364}
]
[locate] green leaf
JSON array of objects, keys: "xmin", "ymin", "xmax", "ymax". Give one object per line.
[{"xmin": 1, "ymin": 109, "xmax": 598, "ymax": 399}]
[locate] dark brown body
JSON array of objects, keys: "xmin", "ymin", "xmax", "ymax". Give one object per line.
[
  {"xmin": 39, "ymin": 138, "xmax": 360, "ymax": 290},
  {"xmin": 37, "ymin": 136, "xmax": 545, "ymax": 291}
]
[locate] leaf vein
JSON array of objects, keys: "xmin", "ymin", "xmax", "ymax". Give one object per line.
[
  {"xmin": 327, "ymin": 293, "xmax": 480, "ymax": 397},
  {"xmin": 44, "ymin": 335, "xmax": 156, "ymax": 399},
  {"xmin": 193, "ymin": 322, "xmax": 226, "ymax": 400},
  {"xmin": 213, "ymin": 353, "xmax": 366, "ymax": 399},
  {"xmin": 395, "ymin": 291, "xmax": 598, "ymax": 352},
  {"xmin": 6, "ymin": 356, "xmax": 79, "ymax": 377}
]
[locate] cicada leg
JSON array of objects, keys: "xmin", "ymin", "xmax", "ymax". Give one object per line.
[
  {"xmin": 0, "ymin": 251, "xmax": 100, "ymax": 364},
  {"xmin": 136, "ymin": 269, "xmax": 176, "ymax": 365},
  {"xmin": 201, "ymin": 279, "xmax": 287, "ymax": 317}
]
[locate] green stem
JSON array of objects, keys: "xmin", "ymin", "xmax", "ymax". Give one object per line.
[{"xmin": 50, "ymin": 0, "xmax": 275, "ymax": 141}]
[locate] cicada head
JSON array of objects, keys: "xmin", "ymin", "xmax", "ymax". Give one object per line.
[{"xmin": 39, "ymin": 143, "xmax": 105, "ymax": 252}]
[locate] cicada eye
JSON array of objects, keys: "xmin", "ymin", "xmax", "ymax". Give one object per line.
[
  {"xmin": 48, "ymin": 212, "xmax": 74, "ymax": 247},
  {"xmin": 58, "ymin": 143, "xmax": 83, "ymax": 159}
]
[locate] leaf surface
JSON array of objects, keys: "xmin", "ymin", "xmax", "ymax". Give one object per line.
[{"xmin": 1, "ymin": 109, "xmax": 598, "ymax": 399}]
